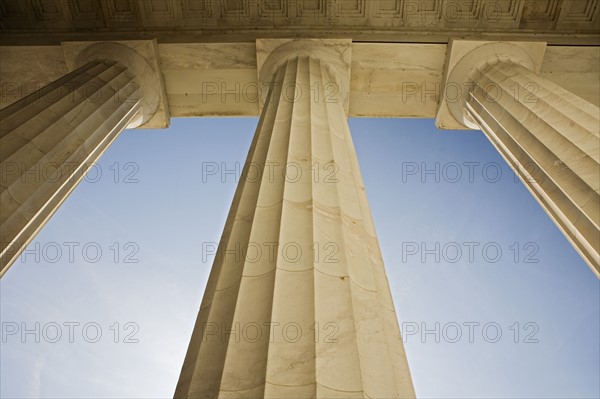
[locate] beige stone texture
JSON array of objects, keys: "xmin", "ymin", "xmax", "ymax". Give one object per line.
[
  {"xmin": 440, "ymin": 40, "xmax": 600, "ymax": 275},
  {"xmin": 62, "ymin": 40, "xmax": 170, "ymax": 129},
  {"xmin": 2, "ymin": 43, "xmax": 598, "ymax": 121},
  {"xmin": 1, "ymin": 0, "xmax": 598, "ymax": 45},
  {"xmin": 174, "ymin": 40, "xmax": 415, "ymax": 399},
  {"xmin": 0, "ymin": 59, "xmax": 143, "ymax": 276}
]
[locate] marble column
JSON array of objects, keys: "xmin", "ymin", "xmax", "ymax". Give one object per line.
[
  {"xmin": 175, "ymin": 40, "xmax": 415, "ymax": 398},
  {"xmin": 0, "ymin": 43, "xmax": 158, "ymax": 277},
  {"xmin": 447, "ymin": 44, "xmax": 599, "ymax": 276}
]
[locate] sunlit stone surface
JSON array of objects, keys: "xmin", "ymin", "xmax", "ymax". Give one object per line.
[
  {"xmin": 0, "ymin": 41, "xmax": 166, "ymax": 276},
  {"xmin": 0, "ymin": 44, "xmax": 150, "ymax": 276},
  {"xmin": 437, "ymin": 40, "xmax": 600, "ymax": 276},
  {"xmin": 174, "ymin": 39, "xmax": 415, "ymax": 399}
]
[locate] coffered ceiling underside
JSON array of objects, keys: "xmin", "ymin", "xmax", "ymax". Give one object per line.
[{"xmin": 1, "ymin": 0, "xmax": 599, "ymax": 45}]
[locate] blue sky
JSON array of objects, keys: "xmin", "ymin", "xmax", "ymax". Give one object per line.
[{"xmin": 1, "ymin": 117, "xmax": 598, "ymax": 398}]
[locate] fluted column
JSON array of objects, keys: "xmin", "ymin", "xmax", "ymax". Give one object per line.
[
  {"xmin": 0, "ymin": 43, "xmax": 158, "ymax": 276},
  {"xmin": 447, "ymin": 43, "xmax": 599, "ymax": 276},
  {"xmin": 175, "ymin": 40, "xmax": 414, "ymax": 398}
]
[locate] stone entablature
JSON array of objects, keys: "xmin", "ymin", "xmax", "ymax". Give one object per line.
[
  {"xmin": 1, "ymin": 0, "xmax": 599, "ymax": 44},
  {"xmin": 1, "ymin": 42, "xmax": 599, "ymax": 125}
]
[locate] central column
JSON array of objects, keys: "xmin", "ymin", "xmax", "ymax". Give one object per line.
[{"xmin": 175, "ymin": 40, "xmax": 414, "ymax": 398}]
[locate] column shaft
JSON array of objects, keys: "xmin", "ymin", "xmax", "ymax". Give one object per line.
[
  {"xmin": 466, "ymin": 59, "xmax": 600, "ymax": 275},
  {"xmin": 175, "ymin": 55, "xmax": 414, "ymax": 398},
  {"xmin": 0, "ymin": 59, "xmax": 142, "ymax": 275}
]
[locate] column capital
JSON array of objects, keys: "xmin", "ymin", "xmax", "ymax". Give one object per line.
[
  {"xmin": 436, "ymin": 40, "xmax": 547, "ymax": 130},
  {"xmin": 256, "ymin": 39, "xmax": 352, "ymax": 114},
  {"xmin": 62, "ymin": 40, "xmax": 170, "ymax": 129}
]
